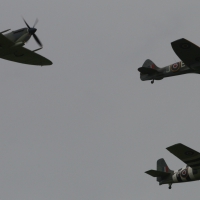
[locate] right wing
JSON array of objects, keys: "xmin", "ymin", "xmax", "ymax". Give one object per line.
[
  {"xmin": 0, "ymin": 46, "xmax": 52, "ymax": 66},
  {"xmin": 0, "ymin": 33, "xmax": 52, "ymax": 66},
  {"xmin": 167, "ymin": 143, "xmax": 200, "ymax": 169},
  {"xmin": 171, "ymin": 38, "xmax": 200, "ymax": 70}
]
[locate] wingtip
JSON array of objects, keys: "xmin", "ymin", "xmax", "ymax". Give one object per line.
[
  {"xmin": 45, "ymin": 60, "xmax": 53, "ymax": 66},
  {"xmin": 171, "ymin": 38, "xmax": 187, "ymax": 45},
  {"xmin": 41, "ymin": 61, "xmax": 53, "ymax": 66},
  {"xmin": 166, "ymin": 143, "xmax": 183, "ymax": 150}
]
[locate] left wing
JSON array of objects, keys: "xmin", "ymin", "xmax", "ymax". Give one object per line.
[
  {"xmin": 171, "ymin": 38, "xmax": 200, "ymax": 70},
  {"xmin": 0, "ymin": 46, "xmax": 52, "ymax": 66},
  {"xmin": 167, "ymin": 143, "xmax": 200, "ymax": 169}
]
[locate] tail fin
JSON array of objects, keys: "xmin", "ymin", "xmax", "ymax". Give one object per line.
[
  {"xmin": 157, "ymin": 158, "xmax": 172, "ymax": 182},
  {"xmin": 138, "ymin": 59, "xmax": 160, "ymax": 74},
  {"xmin": 145, "ymin": 158, "xmax": 172, "ymax": 183}
]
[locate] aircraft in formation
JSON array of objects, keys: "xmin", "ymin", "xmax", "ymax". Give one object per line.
[
  {"xmin": 3, "ymin": 20, "xmax": 199, "ymax": 191},
  {"xmin": 0, "ymin": 18, "xmax": 52, "ymax": 66},
  {"xmin": 138, "ymin": 38, "xmax": 200, "ymax": 84},
  {"xmin": 145, "ymin": 143, "xmax": 200, "ymax": 189}
]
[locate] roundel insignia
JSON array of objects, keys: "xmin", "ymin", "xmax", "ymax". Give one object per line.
[
  {"xmin": 180, "ymin": 43, "xmax": 191, "ymax": 49},
  {"xmin": 151, "ymin": 64, "xmax": 155, "ymax": 69},
  {"xmin": 185, "ymin": 151, "xmax": 195, "ymax": 156},
  {"xmin": 170, "ymin": 62, "xmax": 181, "ymax": 72},
  {"xmin": 180, "ymin": 169, "xmax": 188, "ymax": 178}
]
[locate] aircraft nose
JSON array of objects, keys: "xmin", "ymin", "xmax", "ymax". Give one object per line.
[{"xmin": 29, "ymin": 28, "xmax": 37, "ymax": 35}]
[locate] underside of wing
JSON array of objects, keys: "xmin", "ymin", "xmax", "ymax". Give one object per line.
[
  {"xmin": 0, "ymin": 46, "xmax": 52, "ymax": 66},
  {"xmin": 171, "ymin": 38, "xmax": 200, "ymax": 70},
  {"xmin": 167, "ymin": 143, "xmax": 200, "ymax": 169},
  {"xmin": 0, "ymin": 33, "xmax": 14, "ymax": 48}
]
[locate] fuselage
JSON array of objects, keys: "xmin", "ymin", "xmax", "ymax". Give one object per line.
[
  {"xmin": 4, "ymin": 28, "xmax": 31, "ymax": 45},
  {"xmin": 160, "ymin": 165, "xmax": 200, "ymax": 185},
  {"xmin": 140, "ymin": 61, "xmax": 195, "ymax": 81}
]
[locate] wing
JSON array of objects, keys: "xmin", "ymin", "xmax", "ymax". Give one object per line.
[
  {"xmin": 0, "ymin": 46, "xmax": 52, "ymax": 66},
  {"xmin": 0, "ymin": 33, "xmax": 14, "ymax": 48},
  {"xmin": 167, "ymin": 143, "xmax": 200, "ymax": 169},
  {"xmin": 0, "ymin": 33, "xmax": 52, "ymax": 66},
  {"xmin": 171, "ymin": 38, "xmax": 200, "ymax": 70}
]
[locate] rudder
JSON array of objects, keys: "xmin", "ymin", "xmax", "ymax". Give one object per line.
[
  {"xmin": 142, "ymin": 59, "xmax": 159, "ymax": 70},
  {"xmin": 138, "ymin": 59, "xmax": 160, "ymax": 74},
  {"xmin": 157, "ymin": 158, "xmax": 172, "ymax": 182}
]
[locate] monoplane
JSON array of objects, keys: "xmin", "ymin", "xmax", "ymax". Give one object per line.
[
  {"xmin": 146, "ymin": 143, "xmax": 200, "ymax": 189},
  {"xmin": 0, "ymin": 18, "xmax": 52, "ymax": 66},
  {"xmin": 138, "ymin": 38, "xmax": 200, "ymax": 83}
]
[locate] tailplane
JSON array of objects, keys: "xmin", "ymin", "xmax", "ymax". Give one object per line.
[
  {"xmin": 145, "ymin": 158, "xmax": 173, "ymax": 183},
  {"xmin": 145, "ymin": 170, "xmax": 170, "ymax": 178},
  {"xmin": 138, "ymin": 59, "xmax": 160, "ymax": 74}
]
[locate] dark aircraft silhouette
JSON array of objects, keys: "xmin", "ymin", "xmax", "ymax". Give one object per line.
[
  {"xmin": 138, "ymin": 38, "xmax": 200, "ymax": 84},
  {"xmin": 146, "ymin": 143, "xmax": 200, "ymax": 189},
  {"xmin": 0, "ymin": 18, "xmax": 52, "ymax": 66}
]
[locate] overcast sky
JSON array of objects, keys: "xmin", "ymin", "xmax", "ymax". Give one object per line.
[{"xmin": 1, "ymin": 0, "xmax": 200, "ymax": 199}]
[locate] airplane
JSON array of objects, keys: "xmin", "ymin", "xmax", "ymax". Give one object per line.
[
  {"xmin": 145, "ymin": 143, "xmax": 200, "ymax": 189},
  {"xmin": 138, "ymin": 38, "xmax": 200, "ymax": 84},
  {"xmin": 0, "ymin": 18, "xmax": 52, "ymax": 66}
]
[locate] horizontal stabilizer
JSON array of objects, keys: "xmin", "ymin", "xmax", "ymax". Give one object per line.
[
  {"xmin": 145, "ymin": 170, "xmax": 170, "ymax": 177},
  {"xmin": 138, "ymin": 67, "xmax": 157, "ymax": 74}
]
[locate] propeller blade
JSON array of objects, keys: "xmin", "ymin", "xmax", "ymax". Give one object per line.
[
  {"xmin": 33, "ymin": 33, "xmax": 42, "ymax": 47},
  {"xmin": 22, "ymin": 17, "xmax": 31, "ymax": 29},
  {"xmin": 22, "ymin": 18, "xmax": 43, "ymax": 47},
  {"xmin": 33, "ymin": 18, "xmax": 39, "ymax": 28}
]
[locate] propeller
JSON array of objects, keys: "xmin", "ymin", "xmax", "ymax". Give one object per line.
[{"xmin": 22, "ymin": 17, "xmax": 42, "ymax": 47}]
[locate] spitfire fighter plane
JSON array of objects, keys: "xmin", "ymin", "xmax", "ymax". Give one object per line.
[
  {"xmin": 138, "ymin": 38, "xmax": 200, "ymax": 84},
  {"xmin": 0, "ymin": 18, "xmax": 52, "ymax": 66},
  {"xmin": 145, "ymin": 143, "xmax": 200, "ymax": 189}
]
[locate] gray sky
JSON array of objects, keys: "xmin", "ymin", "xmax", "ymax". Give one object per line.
[{"xmin": 0, "ymin": 0, "xmax": 200, "ymax": 199}]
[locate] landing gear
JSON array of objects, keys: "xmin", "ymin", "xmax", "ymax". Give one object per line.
[
  {"xmin": 168, "ymin": 184, "xmax": 172, "ymax": 189},
  {"xmin": 151, "ymin": 79, "xmax": 154, "ymax": 84}
]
